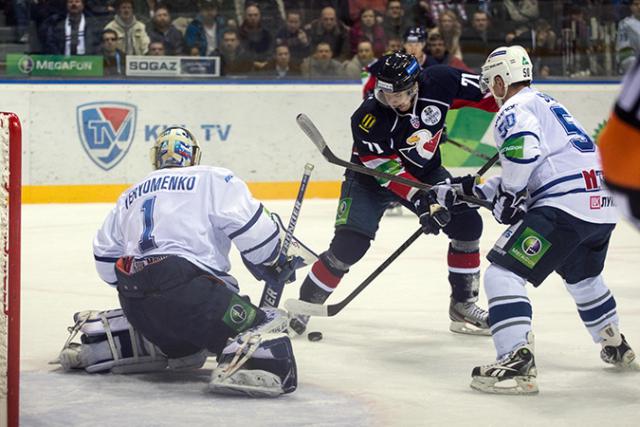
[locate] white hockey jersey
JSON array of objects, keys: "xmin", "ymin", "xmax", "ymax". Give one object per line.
[
  {"xmin": 93, "ymin": 165, "xmax": 280, "ymax": 288},
  {"xmin": 477, "ymin": 87, "xmax": 617, "ymax": 225}
]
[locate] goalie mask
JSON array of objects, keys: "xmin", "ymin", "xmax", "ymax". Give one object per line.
[
  {"xmin": 375, "ymin": 52, "xmax": 420, "ymax": 110},
  {"xmin": 481, "ymin": 45, "xmax": 533, "ymax": 106},
  {"xmin": 150, "ymin": 127, "xmax": 202, "ymax": 169}
]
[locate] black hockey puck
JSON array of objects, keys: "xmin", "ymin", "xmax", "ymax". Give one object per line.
[{"xmin": 307, "ymin": 331, "xmax": 323, "ymax": 342}]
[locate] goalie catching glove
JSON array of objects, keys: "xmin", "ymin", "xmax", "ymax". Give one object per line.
[{"xmin": 411, "ymin": 189, "xmax": 453, "ymax": 235}]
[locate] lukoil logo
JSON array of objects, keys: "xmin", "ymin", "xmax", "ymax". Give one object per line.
[{"xmin": 77, "ymin": 102, "xmax": 137, "ymax": 171}]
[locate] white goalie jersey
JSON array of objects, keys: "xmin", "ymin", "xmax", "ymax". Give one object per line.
[
  {"xmin": 93, "ymin": 165, "xmax": 280, "ymax": 287},
  {"xmin": 477, "ymin": 87, "xmax": 617, "ymax": 224}
]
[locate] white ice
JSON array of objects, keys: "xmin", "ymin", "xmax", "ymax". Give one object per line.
[{"xmin": 21, "ymin": 200, "xmax": 640, "ymax": 426}]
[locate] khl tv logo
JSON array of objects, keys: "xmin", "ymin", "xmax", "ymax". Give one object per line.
[{"xmin": 77, "ymin": 102, "xmax": 137, "ymax": 171}]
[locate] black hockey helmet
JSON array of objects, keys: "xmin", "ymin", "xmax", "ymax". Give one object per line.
[
  {"xmin": 376, "ymin": 52, "xmax": 420, "ymax": 93},
  {"xmin": 403, "ymin": 26, "xmax": 427, "ymax": 43}
]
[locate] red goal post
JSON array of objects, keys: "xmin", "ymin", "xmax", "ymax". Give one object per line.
[{"xmin": 0, "ymin": 113, "xmax": 21, "ymax": 427}]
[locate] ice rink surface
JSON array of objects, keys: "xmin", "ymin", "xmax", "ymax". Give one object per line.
[{"xmin": 20, "ymin": 200, "xmax": 640, "ymax": 426}]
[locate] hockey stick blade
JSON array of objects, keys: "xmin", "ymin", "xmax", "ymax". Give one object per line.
[
  {"xmin": 284, "ymin": 299, "xmax": 329, "ymax": 317},
  {"xmin": 296, "ymin": 113, "xmax": 492, "ymax": 210}
]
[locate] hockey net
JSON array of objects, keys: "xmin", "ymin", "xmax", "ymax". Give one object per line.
[{"xmin": 0, "ymin": 113, "xmax": 21, "ymax": 427}]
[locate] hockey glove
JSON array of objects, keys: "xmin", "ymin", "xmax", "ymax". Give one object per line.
[
  {"xmin": 412, "ymin": 190, "xmax": 452, "ymax": 235},
  {"xmin": 243, "ymin": 252, "xmax": 304, "ymax": 287},
  {"xmin": 492, "ymin": 185, "xmax": 528, "ymax": 225}
]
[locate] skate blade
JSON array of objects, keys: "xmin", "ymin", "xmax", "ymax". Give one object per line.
[
  {"xmin": 470, "ymin": 375, "xmax": 539, "ymax": 395},
  {"xmin": 450, "ymin": 321, "xmax": 491, "ymax": 336}
]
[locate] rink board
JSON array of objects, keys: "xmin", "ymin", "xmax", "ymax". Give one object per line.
[{"xmin": 0, "ymin": 82, "xmax": 620, "ymax": 203}]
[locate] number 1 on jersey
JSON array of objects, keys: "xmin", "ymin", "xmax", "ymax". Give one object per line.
[{"xmin": 139, "ymin": 197, "xmax": 158, "ymax": 252}]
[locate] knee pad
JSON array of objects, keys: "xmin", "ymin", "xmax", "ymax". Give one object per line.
[
  {"xmin": 445, "ymin": 209, "xmax": 483, "ymax": 241},
  {"xmin": 57, "ymin": 309, "xmax": 168, "ymax": 374},
  {"xmin": 329, "ymin": 228, "xmax": 372, "ymax": 265}
]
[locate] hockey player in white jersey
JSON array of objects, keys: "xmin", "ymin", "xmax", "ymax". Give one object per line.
[
  {"xmin": 437, "ymin": 46, "xmax": 638, "ymax": 394},
  {"xmin": 57, "ymin": 127, "xmax": 304, "ymax": 397}
]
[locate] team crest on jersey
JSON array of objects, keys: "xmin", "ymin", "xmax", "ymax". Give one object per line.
[
  {"xmin": 409, "ymin": 114, "xmax": 420, "ymax": 129},
  {"xmin": 77, "ymin": 102, "xmax": 137, "ymax": 171},
  {"xmin": 402, "ymin": 128, "xmax": 443, "ymax": 160},
  {"xmin": 420, "ymin": 105, "xmax": 442, "ymax": 126}
]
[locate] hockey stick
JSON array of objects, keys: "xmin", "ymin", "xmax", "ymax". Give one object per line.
[
  {"xmin": 446, "ymin": 137, "xmax": 498, "ymax": 164},
  {"xmin": 285, "ymin": 228, "xmax": 423, "ymax": 317},
  {"xmin": 296, "ymin": 113, "xmax": 493, "ymax": 210},
  {"xmin": 260, "ymin": 163, "xmax": 314, "ymax": 308}
]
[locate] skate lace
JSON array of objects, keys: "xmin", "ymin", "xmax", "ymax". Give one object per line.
[{"xmin": 462, "ymin": 303, "xmax": 488, "ymax": 321}]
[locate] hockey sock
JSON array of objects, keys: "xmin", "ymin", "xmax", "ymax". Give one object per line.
[
  {"xmin": 564, "ymin": 274, "xmax": 618, "ymax": 343},
  {"xmin": 484, "ymin": 264, "xmax": 532, "ymax": 359},
  {"xmin": 448, "ymin": 240, "xmax": 481, "ymax": 302},
  {"xmin": 300, "ymin": 251, "xmax": 349, "ymax": 303}
]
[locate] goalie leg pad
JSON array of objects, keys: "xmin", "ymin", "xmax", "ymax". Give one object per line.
[
  {"xmin": 209, "ymin": 332, "xmax": 297, "ymax": 397},
  {"xmin": 57, "ymin": 309, "xmax": 168, "ymax": 374}
]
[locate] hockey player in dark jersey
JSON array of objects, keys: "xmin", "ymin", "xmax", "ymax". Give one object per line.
[{"xmin": 290, "ymin": 52, "xmax": 498, "ymax": 336}]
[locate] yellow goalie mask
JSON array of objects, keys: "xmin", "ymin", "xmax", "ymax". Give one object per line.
[{"xmin": 150, "ymin": 127, "xmax": 202, "ymax": 169}]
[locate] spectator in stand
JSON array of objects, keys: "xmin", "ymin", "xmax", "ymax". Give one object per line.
[
  {"xmin": 347, "ymin": 0, "xmax": 387, "ymax": 25},
  {"xmin": 616, "ymin": 0, "xmax": 640, "ymax": 74},
  {"xmin": 343, "ymin": 39, "xmax": 375, "ymax": 79},
  {"xmin": 147, "ymin": 40, "xmax": 166, "ymax": 55},
  {"xmin": 460, "ymin": 9, "xmax": 502, "ymax": 72},
  {"xmin": 147, "ymin": 4, "xmax": 185, "ymax": 55},
  {"xmin": 301, "ymin": 41, "xmax": 343, "ymax": 78},
  {"xmin": 217, "ymin": 29, "xmax": 255, "ymax": 75},
  {"xmin": 255, "ymin": 43, "xmax": 302, "ymax": 77},
  {"xmin": 234, "ymin": 0, "xmax": 285, "ymax": 31},
  {"xmin": 527, "ymin": 19, "xmax": 560, "ymax": 78},
  {"xmin": 40, "ymin": 0, "xmax": 102, "ymax": 55},
  {"xmin": 382, "ymin": 0, "xmax": 411, "ymax": 40},
  {"xmin": 413, "ymin": 0, "xmax": 469, "ymax": 30},
  {"xmin": 385, "ymin": 35, "xmax": 402, "ymax": 53},
  {"xmin": 85, "ymin": 0, "xmax": 117, "ymax": 28},
  {"xmin": 185, "ymin": 0, "xmax": 227, "ymax": 56},
  {"xmin": 429, "ymin": 9, "xmax": 462, "ymax": 60},
  {"xmin": 238, "ymin": 3, "xmax": 273, "ymax": 62},
  {"xmin": 349, "ymin": 8, "xmax": 386, "ymax": 57},
  {"xmin": 164, "ymin": 0, "xmax": 200, "ymax": 34},
  {"xmin": 403, "ymin": 26, "xmax": 428, "ymax": 67},
  {"xmin": 275, "ymin": 10, "xmax": 311, "ymax": 65},
  {"xmin": 501, "ymin": 0, "xmax": 538, "ymax": 41},
  {"xmin": 104, "ymin": 0, "xmax": 150, "ymax": 55},
  {"xmin": 425, "ymin": 32, "xmax": 472, "ymax": 71},
  {"xmin": 102, "ymin": 28, "xmax": 126, "ymax": 75},
  {"xmin": 305, "ymin": 6, "xmax": 351, "ymax": 61}
]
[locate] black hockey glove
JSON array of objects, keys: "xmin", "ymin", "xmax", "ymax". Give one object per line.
[
  {"xmin": 492, "ymin": 185, "xmax": 528, "ymax": 225},
  {"xmin": 412, "ymin": 190, "xmax": 452, "ymax": 235}
]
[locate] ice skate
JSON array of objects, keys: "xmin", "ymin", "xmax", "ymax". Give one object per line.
[
  {"xmin": 470, "ymin": 334, "xmax": 538, "ymax": 395},
  {"xmin": 599, "ymin": 324, "xmax": 639, "ymax": 369},
  {"xmin": 449, "ymin": 300, "xmax": 490, "ymax": 336}
]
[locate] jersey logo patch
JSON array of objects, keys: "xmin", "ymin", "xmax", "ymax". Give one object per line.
[
  {"xmin": 358, "ymin": 113, "xmax": 376, "ymax": 133},
  {"xmin": 410, "ymin": 115, "xmax": 420, "ymax": 129},
  {"xmin": 507, "ymin": 227, "xmax": 551, "ymax": 269},
  {"xmin": 402, "ymin": 128, "xmax": 443, "ymax": 160},
  {"xmin": 77, "ymin": 101, "xmax": 137, "ymax": 171},
  {"xmin": 421, "ymin": 105, "xmax": 442, "ymax": 126}
]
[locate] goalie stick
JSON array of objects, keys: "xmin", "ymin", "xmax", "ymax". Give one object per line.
[
  {"xmin": 296, "ymin": 113, "xmax": 494, "ymax": 210},
  {"xmin": 259, "ymin": 163, "xmax": 314, "ymax": 308}
]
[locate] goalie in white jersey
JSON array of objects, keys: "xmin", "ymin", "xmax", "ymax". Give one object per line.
[
  {"xmin": 438, "ymin": 46, "xmax": 638, "ymax": 394},
  {"xmin": 57, "ymin": 127, "xmax": 305, "ymax": 397}
]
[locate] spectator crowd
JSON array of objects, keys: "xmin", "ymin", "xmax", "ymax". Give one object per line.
[{"xmin": 1, "ymin": 0, "xmax": 637, "ymax": 78}]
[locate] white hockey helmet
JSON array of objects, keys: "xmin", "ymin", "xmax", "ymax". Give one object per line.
[
  {"xmin": 150, "ymin": 127, "xmax": 201, "ymax": 169},
  {"xmin": 481, "ymin": 45, "xmax": 532, "ymax": 104}
]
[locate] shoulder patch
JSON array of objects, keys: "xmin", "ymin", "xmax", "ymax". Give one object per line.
[{"xmin": 358, "ymin": 113, "xmax": 377, "ymax": 133}]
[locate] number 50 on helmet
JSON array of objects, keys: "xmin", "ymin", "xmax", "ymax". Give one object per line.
[{"xmin": 150, "ymin": 127, "xmax": 202, "ymax": 169}]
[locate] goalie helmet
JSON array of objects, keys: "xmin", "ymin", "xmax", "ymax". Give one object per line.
[
  {"xmin": 150, "ymin": 126, "xmax": 201, "ymax": 169},
  {"xmin": 481, "ymin": 45, "xmax": 532, "ymax": 104}
]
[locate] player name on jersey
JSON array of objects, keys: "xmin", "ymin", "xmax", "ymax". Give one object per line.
[{"xmin": 125, "ymin": 174, "xmax": 198, "ymax": 209}]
